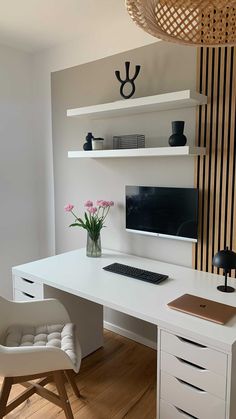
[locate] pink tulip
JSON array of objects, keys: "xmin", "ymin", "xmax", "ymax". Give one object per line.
[
  {"xmin": 97, "ymin": 200, "xmax": 114, "ymax": 208},
  {"xmin": 101, "ymin": 200, "xmax": 110, "ymax": 208},
  {"xmin": 87, "ymin": 207, "xmax": 97, "ymax": 214},
  {"xmin": 64, "ymin": 203, "xmax": 74, "ymax": 212},
  {"xmin": 85, "ymin": 200, "xmax": 93, "ymax": 207}
]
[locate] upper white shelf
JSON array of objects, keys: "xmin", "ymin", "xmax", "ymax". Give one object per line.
[
  {"xmin": 68, "ymin": 146, "xmax": 206, "ymax": 159},
  {"xmin": 67, "ymin": 90, "xmax": 207, "ymax": 119}
]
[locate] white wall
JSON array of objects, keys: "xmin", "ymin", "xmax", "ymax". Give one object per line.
[{"xmin": 0, "ymin": 44, "xmax": 41, "ymax": 298}]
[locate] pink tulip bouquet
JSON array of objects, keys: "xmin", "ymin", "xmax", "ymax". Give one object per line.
[{"xmin": 65, "ymin": 200, "xmax": 114, "ymax": 257}]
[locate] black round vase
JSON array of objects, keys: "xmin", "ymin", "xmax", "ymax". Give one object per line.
[{"xmin": 168, "ymin": 121, "xmax": 187, "ymax": 147}]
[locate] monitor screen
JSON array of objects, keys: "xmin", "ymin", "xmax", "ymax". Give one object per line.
[{"xmin": 126, "ymin": 186, "xmax": 198, "ymax": 242}]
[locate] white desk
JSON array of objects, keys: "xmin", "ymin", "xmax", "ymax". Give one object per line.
[{"xmin": 12, "ymin": 248, "xmax": 236, "ymax": 419}]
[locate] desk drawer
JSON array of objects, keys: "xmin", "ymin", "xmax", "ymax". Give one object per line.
[
  {"xmin": 160, "ymin": 399, "xmax": 199, "ymax": 418},
  {"xmin": 14, "ymin": 289, "xmax": 38, "ymax": 302},
  {"xmin": 161, "ymin": 330, "xmax": 227, "ymax": 376},
  {"xmin": 161, "ymin": 351, "xmax": 226, "ymax": 399},
  {"xmin": 14, "ymin": 276, "xmax": 43, "ymax": 299},
  {"xmin": 161, "ymin": 371, "xmax": 225, "ymax": 419}
]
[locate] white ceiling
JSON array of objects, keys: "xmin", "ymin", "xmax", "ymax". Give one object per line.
[{"xmin": 0, "ymin": 0, "xmax": 130, "ymax": 53}]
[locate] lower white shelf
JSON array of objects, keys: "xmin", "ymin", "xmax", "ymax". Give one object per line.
[{"xmin": 68, "ymin": 146, "xmax": 206, "ymax": 159}]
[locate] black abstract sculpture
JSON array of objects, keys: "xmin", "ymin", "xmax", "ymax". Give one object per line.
[
  {"xmin": 212, "ymin": 247, "xmax": 236, "ymax": 293},
  {"xmin": 115, "ymin": 61, "xmax": 141, "ymax": 99}
]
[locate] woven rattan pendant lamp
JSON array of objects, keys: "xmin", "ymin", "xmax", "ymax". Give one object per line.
[{"xmin": 126, "ymin": 0, "xmax": 236, "ymax": 46}]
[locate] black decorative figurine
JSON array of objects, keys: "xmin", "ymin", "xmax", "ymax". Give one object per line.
[
  {"xmin": 115, "ymin": 61, "xmax": 141, "ymax": 99},
  {"xmin": 168, "ymin": 121, "xmax": 187, "ymax": 147},
  {"xmin": 212, "ymin": 247, "xmax": 236, "ymax": 293},
  {"xmin": 83, "ymin": 132, "xmax": 94, "ymax": 151}
]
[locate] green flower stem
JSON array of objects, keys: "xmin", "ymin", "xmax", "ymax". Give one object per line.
[
  {"xmin": 71, "ymin": 210, "xmax": 79, "ymax": 220},
  {"xmin": 69, "ymin": 205, "xmax": 111, "ymax": 242}
]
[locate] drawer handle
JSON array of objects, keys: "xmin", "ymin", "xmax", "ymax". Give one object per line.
[
  {"xmin": 22, "ymin": 278, "xmax": 34, "ymax": 284},
  {"xmin": 177, "ymin": 336, "xmax": 206, "ymax": 348},
  {"xmin": 175, "ymin": 406, "xmax": 198, "ymax": 418},
  {"xmin": 176, "ymin": 357, "xmax": 206, "ymax": 371},
  {"xmin": 22, "ymin": 292, "xmax": 35, "ymax": 299},
  {"xmin": 176, "ymin": 377, "xmax": 205, "ymax": 393}
]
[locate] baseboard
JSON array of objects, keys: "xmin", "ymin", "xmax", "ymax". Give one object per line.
[{"xmin": 104, "ymin": 321, "xmax": 157, "ymax": 350}]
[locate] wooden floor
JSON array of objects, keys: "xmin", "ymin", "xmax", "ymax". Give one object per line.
[{"xmin": 1, "ymin": 330, "xmax": 156, "ymax": 418}]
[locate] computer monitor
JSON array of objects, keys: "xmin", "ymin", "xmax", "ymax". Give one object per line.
[{"xmin": 126, "ymin": 185, "xmax": 198, "ymax": 243}]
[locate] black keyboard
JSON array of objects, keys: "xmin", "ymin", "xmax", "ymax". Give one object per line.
[{"xmin": 103, "ymin": 263, "xmax": 168, "ymax": 284}]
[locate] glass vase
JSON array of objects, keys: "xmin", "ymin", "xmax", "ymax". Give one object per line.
[{"xmin": 86, "ymin": 233, "xmax": 102, "ymax": 257}]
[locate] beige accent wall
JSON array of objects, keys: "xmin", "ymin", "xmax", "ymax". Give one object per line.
[{"xmin": 51, "ymin": 41, "xmax": 197, "ymax": 344}]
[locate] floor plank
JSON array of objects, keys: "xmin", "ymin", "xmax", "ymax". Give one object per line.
[{"xmin": 0, "ymin": 330, "xmax": 156, "ymax": 418}]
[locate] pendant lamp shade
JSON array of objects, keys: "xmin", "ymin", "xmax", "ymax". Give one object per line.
[{"xmin": 126, "ymin": 0, "xmax": 236, "ymax": 46}]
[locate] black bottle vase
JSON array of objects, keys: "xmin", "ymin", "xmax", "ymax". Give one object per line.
[
  {"xmin": 83, "ymin": 132, "xmax": 93, "ymax": 151},
  {"xmin": 168, "ymin": 121, "xmax": 187, "ymax": 147}
]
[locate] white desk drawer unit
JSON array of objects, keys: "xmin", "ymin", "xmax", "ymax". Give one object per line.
[
  {"xmin": 160, "ymin": 330, "xmax": 227, "ymax": 419},
  {"xmin": 14, "ymin": 276, "xmax": 43, "ymax": 301}
]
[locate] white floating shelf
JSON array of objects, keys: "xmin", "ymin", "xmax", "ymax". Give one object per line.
[
  {"xmin": 68, "ymin": 146, "xmax": 206, "ymax": 159},
  {"xmin": 67, "ymin": 90, "xmax": 207, "ymax": 119}
]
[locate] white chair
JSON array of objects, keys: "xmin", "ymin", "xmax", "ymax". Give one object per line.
[{"xmin": 0, "ymin": 296, "xmax": 82, "ymax": 418}]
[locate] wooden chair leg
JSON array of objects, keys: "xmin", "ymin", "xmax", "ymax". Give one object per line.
[
  {"xmin": 54, "ymin": 371, "xmax": 74, "ymax": 419},
  {"xmin": 65, "ymin": 370, "xmax": 81, "ymax": 398},
  {"xmin": 0, "ymin": 377, "xmax": 12, "ymax": 418}
]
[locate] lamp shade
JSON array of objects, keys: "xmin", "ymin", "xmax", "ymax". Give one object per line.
[
  {"xmin": 212, "ymin": 247, "xmax": 236, "ymax": 271},
  {"xmin": 126, "ymin": 0, "xmax": 236, "ymax": 47}
]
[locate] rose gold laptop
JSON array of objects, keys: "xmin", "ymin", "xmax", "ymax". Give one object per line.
[{"xmin": 167, "ymin": 294, "xmax": 236, "ymax": 324}]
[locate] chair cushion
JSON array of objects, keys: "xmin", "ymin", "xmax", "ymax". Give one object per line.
[{"xmin": 4, "ymin": 323, "xmax": 77, "ymax": 366}]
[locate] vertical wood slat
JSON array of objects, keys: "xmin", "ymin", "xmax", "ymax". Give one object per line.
[
  {"xmin": 202, "ymin": 47, "xmax": 213, "ymax": 272},
  {"xmin": 214, "ymin": 47, "xmax": 225, "ymax": 275},
  {"xmin": 208, "ymin": 48, "xmax": 219, "ymax": 273},
  {"xmin": 220, "ymin": 48, "xmax": 231, "ymax": 249},
  {"xmin": 227, "ymin": 48, "xmax": 236, "ymax": 279},
  {"xmin": 231, "ymin": 48, "xmax": 236, "ymax": 279},
  {"xmin": 196, "ymin": 47, "xmax": 208, "ymax": 272},
  {"xmin": 193, "ymin": 47, "xmax": 201, "ymax": 270},
  {"xmin": 194, "ymin": 46, "xmax": 236, "ymax": 278}
]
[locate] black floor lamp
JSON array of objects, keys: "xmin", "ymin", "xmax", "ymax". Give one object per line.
[{"xmin": 213, "ymin": 247, "xmax": 236, "ymax": 293}]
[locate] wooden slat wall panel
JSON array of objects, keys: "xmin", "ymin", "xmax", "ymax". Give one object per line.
[{"xmin": 194, "ymin": 46, "xmax": 236, "ymax": 278}]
